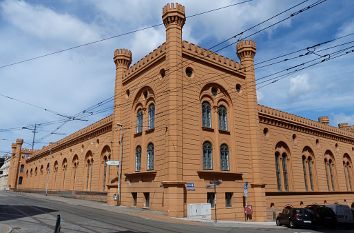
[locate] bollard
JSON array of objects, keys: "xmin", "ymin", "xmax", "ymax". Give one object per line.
[{"xmin": 54, "ymin": 214, "xmax": 61, "ymax": 233}]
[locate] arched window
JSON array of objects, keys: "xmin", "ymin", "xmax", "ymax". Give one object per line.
[
  {"xmin": 275, "ymin": 152, "xmax": 282, "ymax": 191},
  {"xmin": 147, "ymin": 143, "xmax": 154, "ymax": 170},
  {"xmin": 148, "ymin": 104, "xmax": 155, "ymax": 130},
  {"xmin": 85, "ymin": 151, "xmax": 94, "ymax": 191},
  {"xmin": 136, "ymin": 146, "xmax": 142, "ymax": 171},
  {"xmin": 324, "ymin": 151, "xmax": 336, "ymax": 191},
  {"xmin": 274, "ymin": 142, "xmax": 291, "ymax": 192},
  {"xmin": 62, "ymin": 158, "xmax": 67, "ymax": 189},
  {"xmin": 101, "ymin": 146, "xmax": 111, "ymax": 192},
  {"xmin": 220, "ymin": 144, "xmax": 229, "ymax": 171},
  {"xmin": 302, "ymin": 156, "xmax": 308, "ymax": 191},
  {"xmin": 18, "ymin": 176, "xmax": 23, "ymax": 185},
  {"xmin": 282, "ymin": 153, "xmax": 289, "ymax": 191},
  {"xmin": 218, "ymin": 105, "xmax": 228, "ymax": 131},
  {"xmin": 308, "ymin": 157, "xmax": 314, "ymax": 191},
  {"xmin": 202, "ymin": 101, "xmax": 211, "ymax": 128},
  {"xmin": 72, "ymin": 155, "xmax": 79, "ymax": 191},
  {"xmin": 343, "ymin": 155, "xmax": 353, "ymax": 191},
  {"xmin": 203, "ymin": 141, "xmax": 213, "ymax": 170},
  {"xmin": 136, "ymin": 109, "xmax": 143, "ymax": 133},
  {"xmin": 301, "ymin": 147, "xmax": 316, "ymax": 192},
  {"xmin": 20, "ymin": 164, "xmax": 24, "ymax": 173}
]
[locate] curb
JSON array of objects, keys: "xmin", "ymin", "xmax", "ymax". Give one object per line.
[{"xmin": 0, "ymin": 224, "xmax": 12, "ymax": 233}]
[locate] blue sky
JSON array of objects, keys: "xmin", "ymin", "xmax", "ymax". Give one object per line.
[{"xmin": 0, "ymin": 0, "xmax": 354, "ymax": 155}]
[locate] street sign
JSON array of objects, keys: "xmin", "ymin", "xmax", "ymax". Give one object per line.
[
  {"xmin": 185, "ymin": 182, "xmax": 195, "ymax": 191},
  {"xmin": 243, "ymin": 182, "xmax": 249, "ymax": 197},
  {"xmin": 106, "ymin": 160, "xmax": 120, "ymax": 166}
]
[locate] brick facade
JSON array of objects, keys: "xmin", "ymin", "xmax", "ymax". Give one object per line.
[{"xmin": 7, "ymin": 3, "xmax": 354, "ymax": 221}]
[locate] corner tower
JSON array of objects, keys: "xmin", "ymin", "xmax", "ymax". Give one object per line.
[
  {"xmin": 237, "ymin": 40, "xmax": 267, "ymax": 220},
  {"xmin": 8, "ymin": 139, "xmax": 23, "ymax": 190},
  {"xmin": 161, "ymin": 2, "xmax": 186, "ymax": 218},
  {"xmin": 109, "ymin": 48, "xmax": 132, "ymax": 205}
]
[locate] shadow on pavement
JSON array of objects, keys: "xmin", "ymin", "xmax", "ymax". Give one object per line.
[{"xmin": 0, "ymin": 205, "xmax": 57, "ymax": 221}]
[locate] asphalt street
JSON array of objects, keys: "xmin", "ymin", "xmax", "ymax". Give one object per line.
[{"xmin": 0, "ymin": 191, "xmax": 352, "ymax": 233}]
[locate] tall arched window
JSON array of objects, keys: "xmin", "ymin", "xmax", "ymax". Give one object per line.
[
  {"xmin": 136, "ymin": 146, "xmax": 142, "ymax": 171},
  {"xmin": 282, "ymin": 153, "xmax": 289, "ymax": 191},
  {"xmin": 62, "ymin": 158, "xmax": 67, "ymax": 189},
  {"xmin": 72, "ymin": 155, "xmax": 79, "ymax": 191},
  {"xmin": 343, "ymin": 154, "xmax": 353, "ymax": 191},
  {"xmin": 85, "ymin": 151, "xmax": 94, "ymax": 191},
  {"xmin": 53, "ymin": 161, "xmax": 58, "ymax": 190},
  {"xmin": 301, "ymin": 147, "xmax": 316, "ymax": 192},
  {"xmin": 302, "ymin": 156, "xmax": 308, "ymax": 191},
  {"xmin": 101, "ymin": 146, "xmax": 111, "ymax": 192},
  {"xmin": 203, "ymin": 141, "xmax": 213, "ymax": 170},
  {"xmin": 324, "ymin": 151, "xmax": 336, "ymax": 191},
  {"xmin": 274, "ymin": 142, "xmax": 291, "ymax": 192},
  {"xmin": 218, "ymin": 105, "xmax": 228, "ymax": 131},
  {"xmin": 147, "ymin": 143, "xmax": 154, "ymax": 170},
  {"xmin": 202, "ymin": 101, "xmax": 211, "ymax": 128},
  {"xmin": 148, "ymin": 104, "xmax": 155, "ymax": 130},
  {"xmin": 220, "ymin": 144, "xmax": 229, "ymax": 171},
  {"xmin": 275, "ymin": 152, "xmax": 282, "ymax": 191},
  {"xmin": 136, "ymin": 109, "xmax": 143, "ymax": 133},
  {"xmin": 308, "ymin": 157, "xmax": 314, "ymax": 191}
]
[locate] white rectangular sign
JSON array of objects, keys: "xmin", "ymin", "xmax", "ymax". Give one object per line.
[{"xmin": 106, "ymin": 160, "xmax": 120, "ymax": 166}]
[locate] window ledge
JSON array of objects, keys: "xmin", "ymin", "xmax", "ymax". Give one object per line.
[
  {"xmin": 134, "ymin": 132, "xmax": 142, "ymax": 137},
  {"xmin": 145, "ymin": 128, "xmax": 155, "ymax": 134},
  {"xmin": 202, "ymin": 127, "xmax": 214, "ymax": 132},
  {"xmin": 197, "ymin": 170, "xmax": 243, "ymax": 181},
  {"xmin": 125, "ymin": 171, "xmax": 156, "ymax": 179},
  {"xmin": 219, "ymin": 130, "xmax": 230, "ymax": 135}
]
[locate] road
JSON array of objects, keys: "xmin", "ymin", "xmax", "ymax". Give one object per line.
[{"xmin": 0, "ymin": 191, "xmax": 352, "ymax": 233}]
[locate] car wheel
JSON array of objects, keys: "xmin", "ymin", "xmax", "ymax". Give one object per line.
[
  {"xmin": 276, "ymin": 219, "xmax": 280, "ymax": 226},
  {"xmin": 289, "ymin": 220, "xmax": 295, "ymax": 228}
]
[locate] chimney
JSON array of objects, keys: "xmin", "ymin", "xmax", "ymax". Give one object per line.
[{"xmin": 318, "ymin": 116, "xmax": 329, "ymax": 125}]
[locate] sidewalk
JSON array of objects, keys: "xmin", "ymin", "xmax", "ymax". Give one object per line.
[{"xmin": 16, "ymin": 192, "xmax": 282, "ymax": 229}]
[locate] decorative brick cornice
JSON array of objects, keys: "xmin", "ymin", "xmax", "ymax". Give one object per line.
[
  {"xmin": 123, "ymin": 43, "xmax": 166, "ymax": 83},
  {"xmin": 26, "ymin": 115, "xmax": 113, "ymax": 162},
  {"xmin": 182, "ymin": 41, "xmax": 245, "ymax": 76},
  {"xmin": 258, "ymin": 105, "xmax": 354, "ymax": 144}
]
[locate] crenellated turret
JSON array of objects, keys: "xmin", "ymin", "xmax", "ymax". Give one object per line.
[
  {"xmin": 162, "ymin": 3, "xmax": 186, "ymax": 28},
  {"xmin": 113, "ymin": 48, "xmax": 132, "ymax": 69},
  {"xmin": 237, "ymin": 40, "xmax": 256, "ymax": 64}
]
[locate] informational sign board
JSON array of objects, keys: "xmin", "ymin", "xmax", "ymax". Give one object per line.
[
  {"xmin": 185, "ymin": 183, "xmax": 195, "ymax": 191},
  {"xmin": 106, "ymin": 160, "xmax": 120, "ymax": 166}
]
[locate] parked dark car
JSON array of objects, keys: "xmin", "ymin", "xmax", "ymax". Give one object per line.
[
  {"xmin": 306, "ymin": 204, "xmax": 337, "ymax": 228},
  {"xmin": 276, "ymin": 206, "xmax": 315, "ymax": 228}
]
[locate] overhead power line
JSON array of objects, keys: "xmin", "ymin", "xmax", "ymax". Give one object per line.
[
  {"xmin": 257, "ymin": 46, "xmax": 354, "ymax": 89},
  {"xmin": 1, "ymin": 0, "xmax": 328, "ymax": 144},
  {"xmin": 0, "ymin": 0, "xmax": 253, "ymax": 70}
]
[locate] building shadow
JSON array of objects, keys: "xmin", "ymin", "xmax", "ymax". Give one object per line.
[{"xmin": 0, "ymin": 205, "xmax": 57, "ymax": 221}]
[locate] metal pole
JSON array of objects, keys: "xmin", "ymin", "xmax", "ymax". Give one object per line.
[
  {"xmin": 31, "ymin": 124, "xmax": 37, "ymax": 151},
  {"xmin": 45, "ymin": 149, "xmax": 52, "ymax": 196},
  {"xmin": 214, "ymin": 178, "xmax": 217, "ymax": 223},
  {"xmin": 117, "ymin": 124, "xmax": 123, "ymax": 205}
]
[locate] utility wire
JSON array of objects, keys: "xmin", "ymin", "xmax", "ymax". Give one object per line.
[
  {"xmin": 2, "ymin": 0, "xmax": 327, "ymax": 144},
  {"xmin": 0, "ymin": 0, "xmax": 253, "ymax": 70},
  {"xmin": 257, "ymin": 46, "xmax": 354, "ymax": 89}
]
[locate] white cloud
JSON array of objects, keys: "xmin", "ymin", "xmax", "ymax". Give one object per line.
[
  {"xmin": 336, "ymin": 19, "xmax": 354, "ymax": 38},
  {"xmin": 288, "ymin": 74, "xmax": 312, "ymax": 98},
  {"xmin": 332, "ymin": 113, "xmax": 354, "ymax": 126},
  {"xmin": 0, "ymin": 0, "xmax": 100, "ymax": 43}
]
